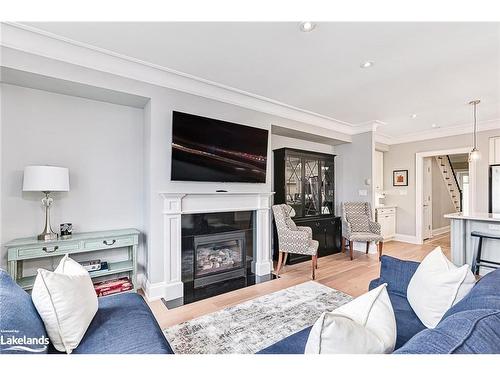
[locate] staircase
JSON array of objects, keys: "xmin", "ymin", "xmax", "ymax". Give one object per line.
[{"xmin": 435, "ymin": 156, "xmax": 462, "ymax": 212}]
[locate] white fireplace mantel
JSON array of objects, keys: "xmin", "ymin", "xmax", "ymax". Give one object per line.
[{"xmin": 158, "ymin": 191, "xmax": 275, "ymax": 302}]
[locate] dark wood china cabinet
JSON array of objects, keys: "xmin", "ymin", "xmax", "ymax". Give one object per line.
[{"xmin": 273, "ymin": 148, "xmax": 342, "ymax": 264}]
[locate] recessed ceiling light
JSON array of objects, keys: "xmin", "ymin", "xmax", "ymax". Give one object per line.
[
  {"xmin": 360, "ymin": 61, "xmax": 374, "ymax": 68},
  {"xmin": 411, "ymin": 114, "xmax": 417, "ymax": 119},
  {"xmin": 299, "ymin": 22, "xmax": 316, "ymax": 32},
  {"xmin": 431, "ymin": 123, "xmax": 439, "ymax": 128}
]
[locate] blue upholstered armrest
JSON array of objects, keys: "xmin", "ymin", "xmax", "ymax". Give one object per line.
[{"xmin": 369, "ymin": 255, "xmax": 420, "ymax": 298}]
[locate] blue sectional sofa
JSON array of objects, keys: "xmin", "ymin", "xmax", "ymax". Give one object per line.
[
  {"xmin": 259, "ymin": 256, "xmax": 500, "ymax": 354},
  {"xmin": 0, "ymin": 269, "xmax": 173, "ymax": 354}
]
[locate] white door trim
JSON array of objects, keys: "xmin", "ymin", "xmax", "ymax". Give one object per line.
[
  {"xmin": 423, "ymin": 157, "xmax": 433, "ymax": 240},
  {"xmin": 415, "ymin": 147, "xmax": 474, "ymax": 244}
]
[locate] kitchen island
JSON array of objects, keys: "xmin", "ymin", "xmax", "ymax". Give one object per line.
[{"xmin": 444, "ymin": 212, "xmax": 500, "ymax": 273}]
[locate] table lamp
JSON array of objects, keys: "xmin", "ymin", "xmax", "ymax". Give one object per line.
[{"xmin": 23, "ymin": 166, "xmax": 70, "ymax": 241}]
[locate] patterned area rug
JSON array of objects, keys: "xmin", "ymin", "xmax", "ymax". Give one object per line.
[{"xmin": 163, "ymin": 281, "xmax": 352, "ymax": 354}]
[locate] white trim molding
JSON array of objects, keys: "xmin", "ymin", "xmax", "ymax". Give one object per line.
[
  {"xmin": 156, "ymin": 191, "xmax": 275, "ymax": 302},
  {"xmin": 432, "ymin": 225, "xmax": 451, "ymax": 236},
  {"xmin": 0, "ymin": 22, "xmax": 354, "ymax": 135},
  {"xmin": 393, "ymin": 234, "xmax": 420, "ymax": 244},
  {"xmin": 415, "ymin": 147, "xmax": 474, "ymax": 245},
  {"xmin": 376, "ymin": 119, "xmax": 500, "ymax": 145},
  {"xmin": 3, "ymin": 22, "xmax": 496, "ymax": 146}
]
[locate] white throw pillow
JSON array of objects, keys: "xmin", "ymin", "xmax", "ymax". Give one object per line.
[
  {"xmin": 407, "ymin": 246, "xmax": 475, "ymax": 329},
  {"xmin": 305, "ymin": 284, "xmax": 396, "ymax": 354},
  {"xmin": 31, "ymin": 254, "xmax": 98, "ymax": 353}
]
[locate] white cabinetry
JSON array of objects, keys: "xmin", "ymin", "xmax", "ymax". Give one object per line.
[
  {"xmin": 375, "ymin": 151, "xmax": 384, "ymax": 191},
  {"xmin": 376, "ymin": 207, "xmax": 396, "ymax": 241},
  {"xmin": 490, "ymin": 136, "xmax": 500, "ymax": 165}
]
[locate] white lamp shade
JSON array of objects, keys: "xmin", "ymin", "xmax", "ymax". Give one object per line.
[{"xmin": 23, "ymin": 166, "xmax": 70, "ymax": 192}]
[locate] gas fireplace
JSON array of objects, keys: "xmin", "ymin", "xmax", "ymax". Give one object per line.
[{"xmin": 194, "ymin": 231, "xmax": 246, "ymax": 288}]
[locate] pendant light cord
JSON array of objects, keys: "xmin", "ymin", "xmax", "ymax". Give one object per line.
[{"xmin": 473, "ymin": 101, "xmax": 477, "ymax": 149}]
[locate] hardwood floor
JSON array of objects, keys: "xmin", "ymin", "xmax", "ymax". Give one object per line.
[{"xmin": 145, "ymin": 233, "xmax": 451, "ymax": 330}]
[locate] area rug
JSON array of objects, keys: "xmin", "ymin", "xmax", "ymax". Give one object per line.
[{"xmin": 163, "ymin": 281, "xmax": 352, "ymax": 354}]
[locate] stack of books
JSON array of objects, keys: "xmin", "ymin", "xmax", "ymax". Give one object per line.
[{"xmin": 93, "ymin": 277, "xmax": 133, "ymax": 297}]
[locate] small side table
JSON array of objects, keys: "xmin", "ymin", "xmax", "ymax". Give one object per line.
[{"xmin": 5, "ymin": 228, "xmax": 139, "ymax": 292}]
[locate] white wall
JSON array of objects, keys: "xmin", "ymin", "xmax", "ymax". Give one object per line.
[
  {"xmin": 335, "ymin": 132, "xmax": 374, "ymax": 214},
  {"xmin": 384, "ymin": 128, "xmax": 500, "ymax": 237},
  {"xmin": 0, "ymin": 72, "xmax": 339, "ymax": 292},
  {"xmin": 1, "ymin": 83, "xmax": 144, "ymax": 269}
]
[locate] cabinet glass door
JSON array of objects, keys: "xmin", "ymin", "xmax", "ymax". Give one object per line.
[
  {"xmin": 321, "ymin": 160, "xmax": 334, "ymax": 215},
  {"xmin": 285, "ymin": 155, "xmax": 303, "ymax": 216},
  {"xmin": 304, "ymin": 158, "xmax": 320, "ymax": 216}
]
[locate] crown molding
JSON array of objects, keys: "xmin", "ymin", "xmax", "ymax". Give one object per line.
[
  {"xmin": 352, "ymin": 120, "xmax": 387, "ymax": 134},
  {"xmin": 2, "ymin": 22, "xmax": 497, "ymax": 146},
  {"xmin": 375, "ymin": 118, "xmax": 500, "ymax": 145},
  {"xmin": 0, "ymin": 22, "xmax": 358, "ymax": 135}
]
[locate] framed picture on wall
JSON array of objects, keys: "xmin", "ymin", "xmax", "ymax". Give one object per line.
[{"xmin": 393, "ymin": 170, "xmax": 408, "ymax": 186}]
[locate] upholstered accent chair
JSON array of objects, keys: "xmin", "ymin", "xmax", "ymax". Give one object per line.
[
  {"xmin": 341, "ymin": 202, "xmax": 383, "ymax": 261},
  {"xmin": 272, "ymin": 204, "xmax": 319, "ymax": 279}
]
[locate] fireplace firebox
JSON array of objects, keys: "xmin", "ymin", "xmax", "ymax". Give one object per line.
[{"xmin": 193, "ymin": 231, "xmax": 246, "ymax": 288}]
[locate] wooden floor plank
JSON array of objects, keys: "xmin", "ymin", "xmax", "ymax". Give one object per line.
[{"xmin": 144, "ymin": 233, "xmax": 451, "ymax": 329}]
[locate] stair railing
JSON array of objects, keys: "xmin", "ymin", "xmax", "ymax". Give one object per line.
[{"xmin": 447, "ymin": 155, "xmax": 463, "ymax": 212}]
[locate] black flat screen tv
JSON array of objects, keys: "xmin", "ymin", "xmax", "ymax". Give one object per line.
[{"xmin": 171, "ymin": 111, "xmax": 269, "ymax": 183}]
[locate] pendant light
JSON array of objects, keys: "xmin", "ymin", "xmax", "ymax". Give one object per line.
[{"xmin": 468, "ymin": 100, "xmax": 481, "ymax": 162}]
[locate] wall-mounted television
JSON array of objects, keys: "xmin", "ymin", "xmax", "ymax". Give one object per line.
[{"xmin": 171, "ymin": 111, "xmax": 269, "ymax": 183}]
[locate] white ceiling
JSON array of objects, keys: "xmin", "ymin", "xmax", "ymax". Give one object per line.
[{"xmin": 21, "ymin": 22, "xmax": 500, "ymax": 139}]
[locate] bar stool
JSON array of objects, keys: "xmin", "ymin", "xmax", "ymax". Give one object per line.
[{"xmin": 471, "ymin": 231, "xmax": 500, "ymax": 275}]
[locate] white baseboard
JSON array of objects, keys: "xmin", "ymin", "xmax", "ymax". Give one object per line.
[
  {"xmin": 432, "ymin": 226, "xmax": 450, "ymax": 236},
  {"xmin": 142, "ymin": 278, "xmax": 184, "ymax": 302},
  {"xmin": 394, "ymin": 234, "xmax": 421, "ymax": 244},
  {"xmin": 253, "ymin": 260, "xmax": 273, "ymax": 275},
  {"xmin": 137, "ymin": 273, "xmax": 146, "ymax": 291}
]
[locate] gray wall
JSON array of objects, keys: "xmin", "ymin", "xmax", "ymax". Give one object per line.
[
  {"xmin": 431, "ymin": 157, "xmax": 456, "ymax": 230},
  {"xmin": 0, "ymin": 81, "xmax": 339, "ymax": 280},
  {"xmin": 335, "ymin": 131, "xmax": 374, "ymax": 214},
  {"xmin": 384, "ymin": 128, "xmax": 500, "ymax": 237},
  {"xmin": 1, "ymin": 83, "xmax": 145, "ymax": 269}
]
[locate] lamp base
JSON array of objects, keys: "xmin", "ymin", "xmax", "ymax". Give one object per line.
[
  {"xmin": 38, "ymin": 231, "xmax": 58, "ymax": 241},
  {"xmin": 38, "ymin": 191, "xmax": 58, "ymax": 241}
]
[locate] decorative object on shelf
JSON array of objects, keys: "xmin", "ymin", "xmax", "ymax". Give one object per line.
[
  {"xmin": 22, "ymin": 166, "xmax": 70, "ymax": 241},
  {"xmin": 5, "ymin": 229, "xmax": 139, "ymax": 292},
  {"xmin": 60, "ymin": 222, "xmax": 73, "ymax": 238},
  {"xmin": 80, "ymin": 259, "xmax": 102, "ymax": 272},
  {"xmin": 392, "ymin": 170, "xmax": 408, "ymax": 186},
  {"xmin": 468, "ymin": 99, "xmax": 481, "ymax": 162},
  {"xmin": 273, "ymin": 148, "xmax": 341, "ymax": 265}
]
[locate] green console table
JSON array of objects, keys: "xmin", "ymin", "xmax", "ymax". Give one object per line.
[{"xmin": 5, "ymin": 228, "xmax": 139, "ymax": 292}]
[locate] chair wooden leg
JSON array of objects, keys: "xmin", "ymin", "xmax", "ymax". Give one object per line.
[
  {"xmin": 283, "ymin": 252, "xmax": 289, "ymax": 266},
  {"xmin": 349, "ymin": 241, "xmax": 354, "ymax": 261},
  {"xmin": 341, "ymin": 237, "xmax": 346, "ymax": 253},
  {"xmin": 378, "ymin": 241, "xmax": 383, "ymax": 261},
  {"xmin": 312, "ymin": 255, "xmax": 317, "ymax": 280},
  {"xmin": 366, "ymin": 241, "xmax": 370, "ymax": 254},
  {"xmin": 276, "ymin": 251, "xmax": 284, "ymax": 276}
]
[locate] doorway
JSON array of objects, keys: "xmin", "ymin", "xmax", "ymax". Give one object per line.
[{"xmin": 415, "ymin": 148, "xmax": 475, "ymax": 244}]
